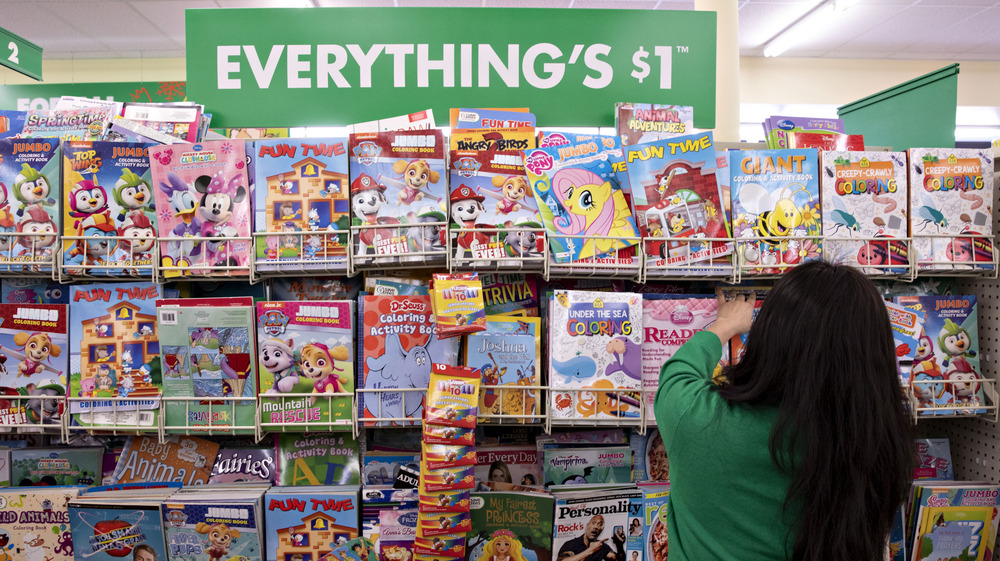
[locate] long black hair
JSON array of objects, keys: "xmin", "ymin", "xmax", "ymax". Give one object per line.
[{"xmin": 716, "ymin": 261, "xmax": 914, "ymax": 561}]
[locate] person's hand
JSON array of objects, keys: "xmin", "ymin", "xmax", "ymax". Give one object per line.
[
  {"xmin": 708, "ymin": 287, "xmax": 757, "ymax": 344},
  {"xmin": 585, "ymin": 539, "xmax": 608, "ymax": 555}
]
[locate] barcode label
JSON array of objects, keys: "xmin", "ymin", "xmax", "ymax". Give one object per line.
[
  {"xmin": 131, "ymin": 111, "xmax": 150, "ymax": 119},
  {"xmin": 159, "ymin": 310, "xmax": 178, "ymax": 325},
  {"xmin": 137, "ymin": 411, "xmax": 154, "ymax": 425}
]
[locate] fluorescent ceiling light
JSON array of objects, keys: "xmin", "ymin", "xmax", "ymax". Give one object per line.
[{"xmin": 762, "ymin": 0, "xmax": 857, "ymax": 58}]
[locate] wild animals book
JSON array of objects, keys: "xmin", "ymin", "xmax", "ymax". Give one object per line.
[
  {"xmin": 156, "ymin": 297, "xmax": 257, "ymax": 432},
  {"xmin": 111, "ymin": 434, "xmax": 220, "ymax": 485},
  {"xmin": 264, "ymin": 486, "xmax": 360, "ymax": 561},
  {"xmin": 274, "ymin": 433, "xmax": 361, "ymax": 486},
  {"xmin": 908, "ymin": 148, "xmax": 994, "ymax": 271},
  {"xmin": 521, "ymin": 138, "xmax": 640, "ymax": 263},
  {"xmin": 348, "ymin": 130, "xmax": 447, "ymax": 266},
  {"xmin": 467, "ymin": 491, "xmax": 553, "ymax": 561},
  {"xmin": 0, "ymin": 303, "xmax": 67, "ymax": 427},
  {"xmin": 623, "ymin": 132, "xmax": 732, "ymax": 274},
  {"xmin": 0, "ymin": 486, "xmax": 82, "ymax": 561},
  {"xmin": 359, "ymin": 295, "xmax": 459, "ymax": 426},
  {"xmin": 254, "ymin": 138, "xmax": 351, "ymax": 271},
  {"xmin": 0, "ymin": 138, "xmax": 61, "ymax": 273},
  {"xmin": 465, "ymin": 316, "xmax": 541, "ymax": 424},
  {"xmin": 548, "ymin": 290, "xmax": 643, "ymax": 420},
  {"xmin": 149, "ymin": 140, "xmax": 252, "ymax": 278},
  {"xmin": 729, "ymin": 149, "xmax": 821, "ymax": 274},
  {"xmin": 61, "ymin": 141, "xmax": 156, "ymax": 277},
  {"xmin": 821, "ymin": 151, "xmax": 909, "ymax": 273},
  {"xmin": 615, "ymin": 103, "xmax": 694, "ymax": 146},
  {"xmin": 69, "ymin": 283, "xmax": 172, "ymax": 429},
  {"xmin": 257, "ymin": 301, "xmax": 355, "ymax": 430}
]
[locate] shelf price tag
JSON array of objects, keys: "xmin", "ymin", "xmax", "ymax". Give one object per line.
[{"xmin": 0, "ymin": 26, "xmax": 42, "ymax": 81}]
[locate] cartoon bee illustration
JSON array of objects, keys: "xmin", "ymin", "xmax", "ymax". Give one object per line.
[{"xmin": 736, "ymin": 180, "xmax": 812, "ymax": 259}]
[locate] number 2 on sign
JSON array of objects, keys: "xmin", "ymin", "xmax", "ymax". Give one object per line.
[{"xmin": 7, "ymin": 41, "xmax": 18, "ymax": 64}]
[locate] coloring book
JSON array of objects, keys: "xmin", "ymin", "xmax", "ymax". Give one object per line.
[
  {"xmin": 264, "ymin": 486, "xmax": 360, "ymax": 561},
  {"xmin": 465, "ymin": 316, "xmax": 541, "ymax": 424},
  {"xmin": 0, "ymin": 486, "xmax": 82, "ymax": 561},
  {"xmin": 615, "ymin": 103, "xmax": 694, "ymax": 146},
  {"xmin": 0, "ymin": 138, "xmax": 61, "ymax": 274},
  {"xmin": 0, "ymin": 303, "xmax": 68, "ymax": 427}
]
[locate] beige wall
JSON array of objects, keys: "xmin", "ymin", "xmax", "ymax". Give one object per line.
[{"xmin": 0, "ymin": 58, "xmax": 185, "ymax": 85}]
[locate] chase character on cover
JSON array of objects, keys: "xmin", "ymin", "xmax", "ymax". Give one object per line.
[{"xmin": 557, "ymin": 515, "xmax": 625, "ymax": 561}]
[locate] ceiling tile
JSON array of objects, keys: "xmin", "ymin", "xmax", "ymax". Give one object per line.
[
  {"xmin": 574, "ymin": 0, "xmax": 658, "ymax": 8},
  {"xmin": 486, "ymin": 0, "xmax": 570, "ymax": 5},
  {"xmin": 131, "ymin": 0, "xmax": 220, "ymax": 44},
  {"xmin": 654, "ymin": 1, "xmax": 694, "ymax": 9},
  {"xmin": 316, "ymin": 0, "xmax": 397, "ymax": 5},
  {"xmin": 737, "ymin": 1, "xmax": 823, "ymax": 50},
  {"xmin": 396, "ymin": 0, "xmax": 483, "ymax": 5},
  {"xmin": 214, "ymin": 0, "xmax": 314, "ymax": 7},
  {"xmin": 841, "ymin": 4, "xmax": 985, "ymax": 53},
  {"xmin": 783, "ymin": 4, "xmax": 916, "ymax": 55}
]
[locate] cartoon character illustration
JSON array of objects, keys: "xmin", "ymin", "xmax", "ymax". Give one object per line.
[
  {"xmin": 915, "ymin": 192, "xmax": 949, "ymax": 233},
  {"xmin": 364, "ymin": 331, "xmax": 446, "ymax": 425},
  {"xmin": 450, "ymin": 186, "xmax": 491, "ymax": 260},
  {"xmin": 117, "ymin": 374, "xmax": 134, "ymax": 398},
  {"xmin": 113, "ymin": 167, "xmax": 154, "ymax": 221},
  {"xmin": 78, "ymin": 376, "xmax": 96, "ymax": 397},
  {"xmin": 0, "ymin": 529, "xmax": 13, "ymax": 561},
  {"xmin": 381, "ymin": 159, "xmax": 441, "ymax": 206},
  {"xmin": 0, "ymin": 183, "xmax": 15, "ymax": 256},
  {"xmin": 550, "ymin": 168, "xmax": 638, "ymax": 258},
  {"xmin": 481, "ymin": 175, "xmax": 536, "ymax": 215},
  {"xmin": 474, "ymin": 529, "xmax": 529, "ymax": 561},
  {"xmin": 300, "ymin": 342, "xmax": 349, "ymax": 395},
  {"xmin": 303, "ymin": 234, "xmax": 323, "ymax": 259},
  {"xmin": 178, "ymin": 438, "xmax": 208, "ymax": 467},
  {"xmin": 158, "ymin": 172, "xmax": 203, "ymax": 270},
  {"xmin": 503, "ymin": 217, "xmax": 541, "ymax": 258},
  {"xmin": 912, "ymin": 372, "xmax": 944, "ymax": 409},
  {"xmin": 95, "ymin": 364, "xmax": 116, "ymax": 392},
  {"xmin": 139, "ymin": 363, "xmax": 152, "ymax": 384},
  {"xmin": 195, "ymin": 522, "xmax": 241, "ymax": 561},
  {"xmin": 736, "ymin": 180, "xmax": 812, "ymax": 267},
  {"xmin": 21, "ymin": 533, "xmax": 46, "ymax": 561},
  {"xmin": 25, "ymin": 381, "xmax": 63, "ymax": 424},
  {"xmin": 195, "ymin": 171, "xmax": 248, "ymax": 267},
  {"xmin": 66, "ymin": 213, "xmax": 119, "ymax": 275},
  {"xmin": 12, "ymin": 332, "xmax": 61, "ymax": 378},
  {"xmin": 67, "ymin": 176, "xmax": 110, "ymax": 227},
  {"xmin": 260, "ymin": 338, "xmax": 300, "ymax": 394},
  {"xmin": 265, "ymin": 236, "xmax": 279, "ymax": 259},
  {"xmin": 121, "ymin": 349, "xmax": 134, "ymax": 375},
  {"xmin": 307, "ymin": 208, "xmax": 321, "ymax": 231},
  {"xmin": 605, "ymin": 336, "xmax": 642, "ymax": 381},
  {"xmin": 406, "ymin": 206, "xmax": 447, "ymax": 260},
  {"xmin": 16, "ymin": 205, "xmax": 58, "ymax": 262},
  {"xmin": 282, "ymin": 222, "xmax": 299, "ymax": 251},
  {"xmin": 827, "ymin": 195, "xmax": 861, "ymax": 237},
  {"xmin": 278, "ymin": 201, "xmax": 299, "ymax": 220},
  {"xmin": 13, "ymin": 163, "xmax": 53, "ymax": 217},
  {"xmin": 938, "ymin": 319, "xmax": 980, "ymax": 405},
  {"xmin": 938, "ymin": 319, "xmax": 977, "ymax": 368},
  {"xmin": 910, "ymin": 334, "xmax": 941, "ymax": 379},
  {"xmin": 120, "ymin": 211, "xmax": 156, "ymax": 273},
  {"xmin": 351, "ymin": 174, "xmax": 399, "ymax": 256},
  {"xmin": 946, "ymin": 366, "xmax": 980, "ymax": 405}
]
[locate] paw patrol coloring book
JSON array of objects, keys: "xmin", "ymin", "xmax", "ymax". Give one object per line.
[{"xmin": 0, "ymin": 303, "xmax": 68, "ymax": 427}]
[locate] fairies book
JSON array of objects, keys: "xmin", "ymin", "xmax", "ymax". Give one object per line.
[
  {"xmin": 548, "ymin": 290, "xmax": 643, "ymax": 420},
  {"xmin": 254, "ymin": 138, "xmax": 351, "ymax": 271},
  {"xmin": 149, "ymin": 140, "xmax": 251, "ymax": 278},
  {"xmin": 821, "ymin": 151, "xmax": 909, "ymax": 273},
  {"xmin": 257, "ymin": 301, "xmax": 355, "ymax": 430},
  {"xmin": 0, "ymin": 138, "xmax": 61, "ymax": 274}
]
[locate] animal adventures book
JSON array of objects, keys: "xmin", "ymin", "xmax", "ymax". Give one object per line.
[
  {"xmin": 149, "ymin": 140, "xmax": 251, "ymax": 278},
  {"xmin": 548, "ymin": 290, "xmax": 643, "ymax": 420},
  {"xmin": 359, "ymin": 295, "xmax": 459, "ymax": 426},
  {"xmin": 729, "ymin": 149, "xmax": 821, "ymax": 274},
  {"xmin": 820, "ymin": 151, "xmax": 909, "ymax": 273},
  {"xmin": 256, "ymin": 301, "xmax": 355, "ymax": 430},
  {"xmin": 253, "ymin": 138, "xmax": 351, "ymax": 271},
  {"xmin": 0, "ymin": 303, "xmax": 68, "ymax": 427},
  {"xmin": 0, "ymin": 138, "xmax": 61, "ymax": 274},
  {"xmin": 69, "ymin": 283, "xmax": 173, "ymax": 429},
  {"xmin": 61, "ymin": 141, "xmax": 156, "ymax": 277},
  {"xmin": 615, "ymin": 103, "xmax": 694, "ymax": 146}
]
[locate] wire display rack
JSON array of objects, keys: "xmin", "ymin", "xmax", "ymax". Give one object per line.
[
  {"xmin": 0, "ymin": 232, "xmax": 58, "ymax": 278},
  {"xmin": 257, "ymin": 391, "xmax": 354, "ymax": 439},
  {"xmin": 913, "ymin": 233, "xmax": 999, "ymax": 278},
  {"xmin": 350, "ymin": 221, "xmax": 449, "ymax": 275},
  {"xmin": 251, "ymin": 230, "xmax": 351, "ymax": 282},
  {"xmin": 449, "ymin": 227, "xmax": 547, "ymax": 273},
  {"xmin": 642, "ymin": 236, "xmax": 736, "ymax": 281},
  {"xmin": 157, "ymin": 235, "xmax": 253, "ymax": 279},
  {"xmin": 63, "ymin": 396, "xmax": 160, "ymax": 438},
  {"xmin": 158, "ymin": 396, "xmax": 258, "ymax": 439},
  {"xmin": 548, "ymin": 386, "xmax": 646, "ymax": 435},
  {"xmin": 545, "ymin": 234, "xmax": 644, "ymax": 281},
  {"xmin": 0, "ymin": 394, "xmax": 64, "ymax": 434},
  {"xmin": 58, "ymin": 234, "xmax": 158, "ymax": 282}
]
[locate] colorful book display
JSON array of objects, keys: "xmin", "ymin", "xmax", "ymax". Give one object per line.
[
  {"xmin": 0, "ymin": 303, "xmax": 67, "ymax": 427},
  {"xmin": 253, "ymin": 138, "xmax": 351, "ymax": 270},
  {"xmin": 161, "ymin": 490, "xmax": 265, "ymax": 561},
  {"xmin": 552, "ymin": 487, "xmax": 639, "ymax": 561},
  {"xmin": 465, "ymin": 316, "xmax": 541, "ymax": 423},
  {"xmin": 467, "ymin": 491, "xmax": 553, "ymax": 561},
  {"xmin": 729, "ymin": 149, "xmax": 821, "ymax": 274},
  {"xmin": 549, "ymin": 290, "xmax": 643, "ymax": 420},
  {"xmin": 69, "ymin": 498, "xmax": 170, "ymax": 561},
  {"xmin": 0, "ymin": 487, "xmax": 81, "ymax": 561},
  {"xmin": 0, "ymin": 138, "xmax": 61, "ymax": 273},
  {"xmin": 61, "ymin": 141, "xmax": 155, "ymax": 276},
  {"xmin": 149, "ymin": 140, "xmax": 251, "ymax": 278},
  {"xmin": 821, "ymin": 151, "xmax": 909, "ymax": 273},
  {"xmin": 348, "ymin": 129, "xmax": 447, "ymax": 266},
  {"xmin": 257, "ymin": 300, "xmax": 355, "ymax": 429},
  {"xmin": 624, "ymin": 132, "xmax": 732, "ymax": 274},
  {"xmin": 616, "ymin": 103, "xmax": 694, "ymax": 146},
  {"xmin": 263, "ymin": 486, "xmax": 361, "ymax": 561},
  {"xmin": 908, "ymin": 148, "xmax": 994, "ymax": 270}
]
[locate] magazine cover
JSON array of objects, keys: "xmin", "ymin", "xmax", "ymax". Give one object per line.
[
  {"xmin": 274, "ymin": 433, "xmax": 361, "ymax": 486},
  {"xmin": 69, "ymin": 501, "xmax": 168, "ymax": 561},
  {"xmin": 111, "ymin": 434, "xmax": 220, "ymax": 485},
  {"xmin": 149, "ymin": 140, "xmax": 251, "ymax": 278},
  {"xmin": 641, "ymin": 297, "xmax": 717, "ymax": 424},
  {"xmin": 0, "ymin": 138, "xmax": 61, "ymax": 273},
  {"xmin": 474, "ymin": 446, "xmax": 542, "ymax": 488},
  {"xmin": 264, "ymin": 487, "xmax": 360, "ymax": 561},
  {"xmin": 378, "ymin": 509, "xmax": 417, "ymax": 561},
  {"xmin": 161, "ymin": 497, "xmax": 262, "ymax": 561},
  {"xmin": 468, "ymin": 492, "xmax": 553, "ymax": 561},
  {"xmin": 542, "ymin": 446, "xmax": 632, "ymax": 487},
  {"xmin": 0, "ymin": 487, "xmax": 81, "ymax": 561},
  {"xmin": 253, "ymin": 138, "xmax": 351, "ymax": 270},
  {"xmin": 348, "ymin": 129, "xmax": 447, "ymax": 266},
  {"xmin": 820, "ymin": 151, "xmax": 909, "ymax": 273},
  {"xmin": 465, "ymin": 316, "xmax": 541, "ymax": 424},
  {"xmin": 257, "ymin": 301, "xmax": 355, "ymax": 429},
  {"xmin": 69, "ymin": 283, "xmax": 171, "ymax": 428},
  {"xmin": 61, "ymin": 141, "xmax": 156, "ymax": 276},
  {"xmin": 0, "ymin": 303, "xmax": 67, "ymax": 427},
  {"xmin": 521, "ymin": 138, "xmax": 639, "ymax": 263},
  {"xmin": 615, "ymin": 103, "xmax": 694, "ymax": 146},
  {"xmin": 549, "ymin": 290, "xmax": 643, "ymax": 420},
  {"xmin": 209, "ymin": 448, "xmax": 277, "ymax": 484},
  {"xmin": 157, "ymin": 297, "xmax": 257, "ymax": 432},
  {"xmin": 552, "ymin": 488, "xmax": 639, "ymax": 561},
  {"xmin": 359, "ymin": 295, "xmax": 459, "ymax": 426},
  {"xmin": 448, "ymin": 150, "xmax": 543, "ymax": 263},
  {"xmin": 641, "ymin": 485, "xmax": 670, "ymax": 561},
  {"xmin": 21, "ymin": 107, "xmax": 111, "ymax": 140},
  {"xmin": 629, "ymin": 429, "xmax": 669, "ymax": 483},
  {"xmin": 908, "ymin": 148, "xmax": 994, "ymax": 270},
  {"xmin": 11, "ymin": 447, "xmax": 102, "ymax": 486},
  {"xmin": 729, "ymin": 149, "xmax": 821, "ymax": 274}
]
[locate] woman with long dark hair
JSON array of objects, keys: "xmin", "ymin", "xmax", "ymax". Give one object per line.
[{"xmin": 655, "ymin": 261, "xmax": 914, "ymax": 561}]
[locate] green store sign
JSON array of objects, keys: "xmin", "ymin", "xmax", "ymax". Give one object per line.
[
  {"xmin": 0, "ymin": 81, "xmax": 188, "ymax": 111},
  {"xmin": 185, "ymin": 7, "xmax": 717, "ymax": 129}
]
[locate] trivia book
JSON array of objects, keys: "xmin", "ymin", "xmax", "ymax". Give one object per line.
[
  {"xmin": 908, "ymin": 148, "xmax": 994, "ymax": 271},
  {"xmin": 253, "ymin": 138, "xmax": 351, "ymax": 271},
  {"xmin": 69, "ymin": 283, "xmax": 173, "ymax": 429},
  {"xmin": 60, "ymin": 141, "xmax": 156, "ymax": 277},
  {"xmin": 0, "ymin": 303, "xmax": 68, "ymax": 427},
  {"xmin": 548, "ymin": 290, "xmax": 643, "ymax": 420},
  {"xmin": 0, "ymin": 137, "xmax": 61, "ymax": 274},
  {"xmin": 821, "ymin": 151, "xmax": 909, "ymax": 273},
  {"xmin": 257, "ymin": 301, "xmax": 355, "ymax": 430},
  {"xmin": 623, "ymin": 132, "xmax": 732, "ymax": 274},
  {"xmin": 348, "ymin": 129, "xmax": 447, "ymax": 266},
  {"xmin": 729, "ymin": 149, "xmax": 821, "ymax": 274},
  {"xmin": 149, "ymin": 140, "xmax": 252, "ymax": 278}
]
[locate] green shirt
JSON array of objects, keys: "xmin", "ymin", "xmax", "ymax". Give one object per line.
[{"xmin": 654, "ymin": 330, "xmax": 795, "ymax": 561}]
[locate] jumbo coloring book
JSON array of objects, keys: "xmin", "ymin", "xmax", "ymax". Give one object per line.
[
  {"xmin": 60, "ymin": 141, "xmax": 156, "ymax": 277},
  {"xmin": 0, "ymin": 303, "xmax": 68, "ymax": 427},
  {"xmin": 0, "ymin": 138, "xmax": 61, "ymax": 274},
  {"xmin": 149, "ymin": 140, "xmax": 251, "ymax": 278},
  {"xmin": 161, "ymin": 495, "xmax": 263, "ymax": 561}
]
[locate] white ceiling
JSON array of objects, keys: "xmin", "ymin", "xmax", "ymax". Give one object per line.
[{"xmin": 1, "ymin": 0, "xmax": 999, "ymax": 61}]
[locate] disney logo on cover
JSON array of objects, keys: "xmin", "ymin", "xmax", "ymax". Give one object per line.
[
  {"xmin": 353, "ymin": 141, "xmax": 382, "ymax": 165},
  {"xmin": 259, "ymin": 310, "xmax": 291, "ymax": 336}
]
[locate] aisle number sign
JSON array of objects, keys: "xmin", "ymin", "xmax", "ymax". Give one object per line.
[
  {"xmin": 0, "ymin": 26, "xmax": 42, "ymax": 81},
  {"xmin": 185, "ymin": 8, "xmax": 717, "ymax": 129}
]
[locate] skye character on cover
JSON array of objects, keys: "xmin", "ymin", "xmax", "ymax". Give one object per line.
[{"xmin": 380, "ymin": 159, "xmax": 442, "ymax": 206}]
